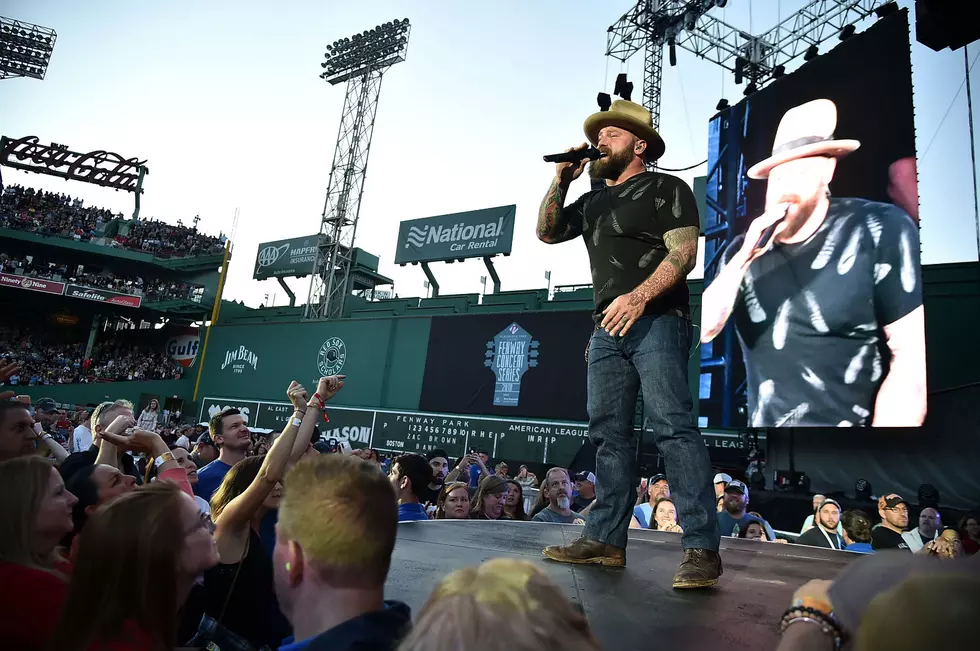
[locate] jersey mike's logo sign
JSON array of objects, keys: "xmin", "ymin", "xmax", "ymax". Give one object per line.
[
  {"xmin": 485, "ymin": 322, "xmax": 539, "ymax": 407},
  {"xmin": 221, "ymin": 345, "xmax": 259, "ymax": 374},
  {"xmin": 394, "ymin": 205, "xmax": 516, "ymax": 265}
]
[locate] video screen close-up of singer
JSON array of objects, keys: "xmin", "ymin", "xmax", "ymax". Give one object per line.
[{"xmin": 699, "ymin": 14, "xmax": 925, "ymax": 429}]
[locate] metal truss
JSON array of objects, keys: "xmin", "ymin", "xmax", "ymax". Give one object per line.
[
  {"xmin": 607, "ymin": 0, "xmax": 890, "ymax": 110},
  {"xmin": 0, "ymin": 16, "xmax": 57, "ymax": 80},
  {"xmin": 305, "ymin": 23, "xmax": 410, "ymax": 321}
]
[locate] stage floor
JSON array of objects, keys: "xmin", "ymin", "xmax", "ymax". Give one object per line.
[{"xmin": 386, "ymin": 521, "xmax": 855, "ymax": 651}]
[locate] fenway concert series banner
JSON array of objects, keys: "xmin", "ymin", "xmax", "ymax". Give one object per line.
[
  {"xmin": 0, "ymin": 272, "xmax": 66, "ymax": 295},
  {"xmin": 64, "ymin": 284, "xmax": 142, "ymax": 308}
]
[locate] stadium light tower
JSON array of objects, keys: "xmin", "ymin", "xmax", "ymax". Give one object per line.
[
  {"xmin": 0, "ymin": 17, "xmax": 57, "ymax": 80},
  {"xmin": 305, "ymin": 19, "xmax": 411, "ymax": 320}
]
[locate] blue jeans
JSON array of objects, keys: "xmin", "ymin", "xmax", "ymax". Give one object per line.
[{"xmin": 582, "ymin": 313, "xmax": 720, "ymax": 552}]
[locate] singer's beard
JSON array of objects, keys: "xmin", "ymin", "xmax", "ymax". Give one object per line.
[
  {"xmin": 777, "ymin": 190, "xmax": 822, "ymax": 239},
  {"xmin": 589, "ymin": 147, "xmax": 635, "ymax": 181},
  {"xmin": 556, "ymin": 495, "xmax": 571, "ymax": 510}
]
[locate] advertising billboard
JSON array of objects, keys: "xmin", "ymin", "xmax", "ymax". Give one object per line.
[
  {"xmin": 394, "ymin": 205, "xmax": 516, "ymax": 265},
  {"xmin": 65, "ymin": 284, "xmax": 142, "ymax": 308},
  {"xmin": 699, "ymin": 10, "xmax": 923, "ymax": 428},
  {"xmin": 253, "ymin": 235, "xmax": 318, "ymax": 280},
  {"xmin": 198, "ymin": 396, "xmax": 754, "ymax": 467},
  {"xmin": 0, "ymin": 272, "xmax": 65, "ymax": 295}
]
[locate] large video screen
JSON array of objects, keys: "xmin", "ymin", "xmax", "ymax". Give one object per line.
[
  {"xmin": 699, "ymin": 10, "xmax": 924, "ymax": 428},
  {"xmin": 418, "ymin": 311, "xmax": 595, "ymax": 422}
]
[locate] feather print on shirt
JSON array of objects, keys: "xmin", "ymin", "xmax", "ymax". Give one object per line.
[
  {"xmin": 744, "ymin": 271, "xmax": 767, "ymax": 323},
  {"xmin": 866, "ymin": 213, "xmax": 883, "ymax": 247},
  {"xmin": 874, "ymin": 263, "xmax": 891, "ymax": 284},
  {"xmin": 899, "ymin": 230, "xmax": 916, "ymax": 293},
  {"xmin": 671, "ymin": 186, "xmax": 683, "ymax": 218},
  {"xmin": 803, "ymin": 290, "xmax": 829, "ymax": 333},
  {"xmin": 610, "ymin": 207, "xmax": 623, "ymax": 234},
  {"xmin": 845, "ymin": 344, "xmax": 871, "ymax": 385},
  {"xmin": 610, "ymin": 255, "xmax": 625, "ymax": 270},
  {"xmin": 752, "ymin": 380, "xmax": 775, "ymax": 427},
  {"xmin": 871, "ymin": 347, "xmax": 882, "ymax": 383},
  {"xmin": 774, "ymin": 403, "xmax": 810, "ymax": 427},
  {"xmin": 638, "ymin": 247, "xmax": 660, "ymax": 269},
  {"xmin": 811, "ymin": 215, "xmax": 848, "ymax": 270},
  {"xmin": 837, "ymin": 227, "xmax": 862, "ymax": 276},
  {"xmin": 655, "ymin": 197, "xmax": 666, "ymax": 210},
  {"xmin": 802, "ymin": 366, "xmax": 825, "ymax": 391},
  {"xmin": 622, "ymin": 178, "xmax": 653, "ymax": 200},
  {"xmin": 772, "ymin": 300, "xmax": 792, "ymax": 350}
]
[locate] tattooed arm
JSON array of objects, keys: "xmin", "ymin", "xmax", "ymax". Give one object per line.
[
  {"xmin": 600, "ymin": 226, "xmax": 699, "ymax": 336},
  {"xmin": 632, "ymin": 226, "xmax": 699, "ymax": 301},
  {"xmin": 700, "ymin": 246, "xmax": 751, "ymax": 343},
  {"xmin": 536, "ymin": 177, "xmax": 583, "ymax": 244}
]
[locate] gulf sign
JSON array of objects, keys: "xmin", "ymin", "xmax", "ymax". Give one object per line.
[{"xmin": 167, "ymin": 333, "xmax": 201, "ymax": 368}]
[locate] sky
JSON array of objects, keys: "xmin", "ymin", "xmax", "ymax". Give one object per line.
[{"xmin": 2, "ymin": 0, "xmax": 977, "ymax": 307}]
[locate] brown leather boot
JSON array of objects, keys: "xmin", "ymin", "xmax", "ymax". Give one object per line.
[
  {"xmin": 672, "ymin": 548, "xmax": 723, "ymax": 588},
  {"xmin": 542, "ymin": 537, "xmax": 626, "ymax": 568}
]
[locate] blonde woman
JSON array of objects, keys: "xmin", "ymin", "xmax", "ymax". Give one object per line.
[
  {"xmin": 136, "ymin": 398, "xmax": 160, "ymax": 431},
  {"xmin": 0, "ymin": 456, "xmax": 78, "ymax": 651},
  {"xmin": 397, "ymin": 558, "xmax": 600, "ymax": 651}
]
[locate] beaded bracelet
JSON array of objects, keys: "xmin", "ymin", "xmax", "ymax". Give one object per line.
[{"xmin": 779, "ymin": 606, "xmax": 843, "ymax": 650}]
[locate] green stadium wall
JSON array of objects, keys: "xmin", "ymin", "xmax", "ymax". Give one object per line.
[{"xmin": 16, "ymin": 378, "xmax": 195, "ymax": 411}]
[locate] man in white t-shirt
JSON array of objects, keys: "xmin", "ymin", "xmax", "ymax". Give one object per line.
[{"xmin": 72, "ymin": 411, "xmax": 93, "ymax": 452}]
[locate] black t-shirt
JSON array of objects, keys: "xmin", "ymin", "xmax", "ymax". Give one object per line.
[
  {"xmin": 797, "ymin": 526, "xmax": 844, "ymax": 550},
  {"xmin": 572, "ymin": 495, "xmax": 594, "ymax": 513},
  {"xmin": 419, "ymin": 484, "xmax": 441, "ymax": 508},
  {"xmin": 871, "ymin": 526, "xmax": 911, "ymax": 551},
  {"xmin": 562, "ymin": 171, "xmax": 700, "ymax": 317},
  {"xmin": 722, "ymin": 197, "xmax": 922, "ymax": 427}
]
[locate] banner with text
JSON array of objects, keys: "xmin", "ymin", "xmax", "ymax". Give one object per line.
[
  {"xmin": 0, "ymin": 272, "xmax": 65, "ymax": 296},
  {"xmin": 253, "ymin": 235, "xmax": 319, "ymax": 280},
  {"xmin": 65, "ymin": 284, "xmax": 142, "ymax": 308},
  {"xmin": 394, "ymin": 205, "xmax": 515, "ymax": 265},
  {"xmin": 199, "ymin": 397, "xmax": 758, "ymax": 467}
]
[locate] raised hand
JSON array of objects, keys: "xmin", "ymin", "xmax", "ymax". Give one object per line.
[
  {"xmin": 105, "ymin": 414, "xmax": 137, "ymax": 436},
  {"xmin": 316, "ymin": 375, "xmax": 346, "ymax": 402},
  {"xmin": 100, "ymin": 427, "xmax": 165, "ymax": 454},
  {"xmin": 0, "ymin": 360, "xmax": 20, "ymax": 384},
  {"xmin": 286, "ymin": 381, "xmax": 309, "ymax": 412}
]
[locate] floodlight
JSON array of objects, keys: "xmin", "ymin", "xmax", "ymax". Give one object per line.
[
  {"xmin": 321, "ymin": 18, "xmax": 411, "ymax": 85},
  {"xmin": 804, "ymin": 44, "xmax": 819, "ymax": 61},
  {"xmin": 772, "ymin": 64, "xmax": 785, "ymax": 78},
  {"xmin": 0, "ymin": 16, "xmax": 57, "ymax": 80},
  {"xmin": 839, "ymin": 24, "xmax": 856, "ymax": 40},
  {"xmin": 716, "ymin": 98, "xmax": 729, "ymax": 111}
]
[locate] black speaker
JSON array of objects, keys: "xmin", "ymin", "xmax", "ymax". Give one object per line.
[{"xmin": 916, "ymin": 0, "xmax": 979, "ymax": 52}]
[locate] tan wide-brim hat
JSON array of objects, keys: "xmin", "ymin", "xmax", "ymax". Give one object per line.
[
  {"xmin": 584, "ymin": 99, "xmax": 666, "ymax": 161},
  {"xmin": 747, "ymin": 98, "xmax": 860, "ymax": 179}
]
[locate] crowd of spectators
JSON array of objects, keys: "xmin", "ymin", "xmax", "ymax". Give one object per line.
[
  {"xmin": 0, "ymin": 369, "xmax": 976, "ymax": 650},
  {"xmin": 0, "ymin": 184, "xmax": 225, "ymax": 258},
  {"xmin": 0, "ymin": 326, "xmax": 183, "ymax": 386},
  {"xmin": 1, "ymin": 250, "xmax": 203, "ymax": 302}
]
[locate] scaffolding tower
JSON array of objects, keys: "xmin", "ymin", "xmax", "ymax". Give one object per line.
[{"xmin": 305, "ymin": 19, "xmax": 411, "ymax": 320}]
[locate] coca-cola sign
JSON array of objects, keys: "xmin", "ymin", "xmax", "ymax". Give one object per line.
[
  {"xmin": 64, "ymin": 284, "xmax": 142, "ymax": 308},
  {"xmin": 0, "ymin": 272, "xmax": 65, "ymax": 295},
  {"xmin": 0, "ymin": 135, "xmax": 147, "ymax": 193}
]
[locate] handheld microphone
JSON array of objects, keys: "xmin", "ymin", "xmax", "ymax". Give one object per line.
[
  {"xmin": 757, "ymin": 203, "xmax": 791, "ymax": 250},
  {"xmin": 543, "ymin": 147, "xmax": 605, "ymax": 164}
]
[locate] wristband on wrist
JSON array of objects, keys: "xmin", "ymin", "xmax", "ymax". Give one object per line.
[
  {"xmin": 154, "ymin": 451, "xmax": 177, "ymax": 468},
  {"xmin": 779, "ymin": 606, "xmax": 843, "ymax": 650},
  {"xmin": 290, "ymin": 416, "xmax": 303, "ymax": 428}
]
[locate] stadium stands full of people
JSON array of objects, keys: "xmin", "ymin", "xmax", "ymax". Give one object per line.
[{"xmin": 0, "ymin": 184, "xmax": 226, "ymax": 258}]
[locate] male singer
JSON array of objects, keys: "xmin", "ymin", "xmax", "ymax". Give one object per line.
[
  {"xmin": 536, "ymin": 99, "xmax": 721, "ymax": 588},
  {"xmin": 700, "ymin": 99, "xmax": 925, "ymax": 427}
]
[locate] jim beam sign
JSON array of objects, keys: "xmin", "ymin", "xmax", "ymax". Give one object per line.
[
  {"xmin": 394, "ymin": 205, "xmax": 516, "ymax": 265},
  {"xmin": 221, "ymin": 345, "xmax": 259, "ymax": 374}
]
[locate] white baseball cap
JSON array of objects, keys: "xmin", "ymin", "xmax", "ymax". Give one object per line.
[{"xmin": 713, "ymin": 472, "xmax": 733, "ymax": 484}]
